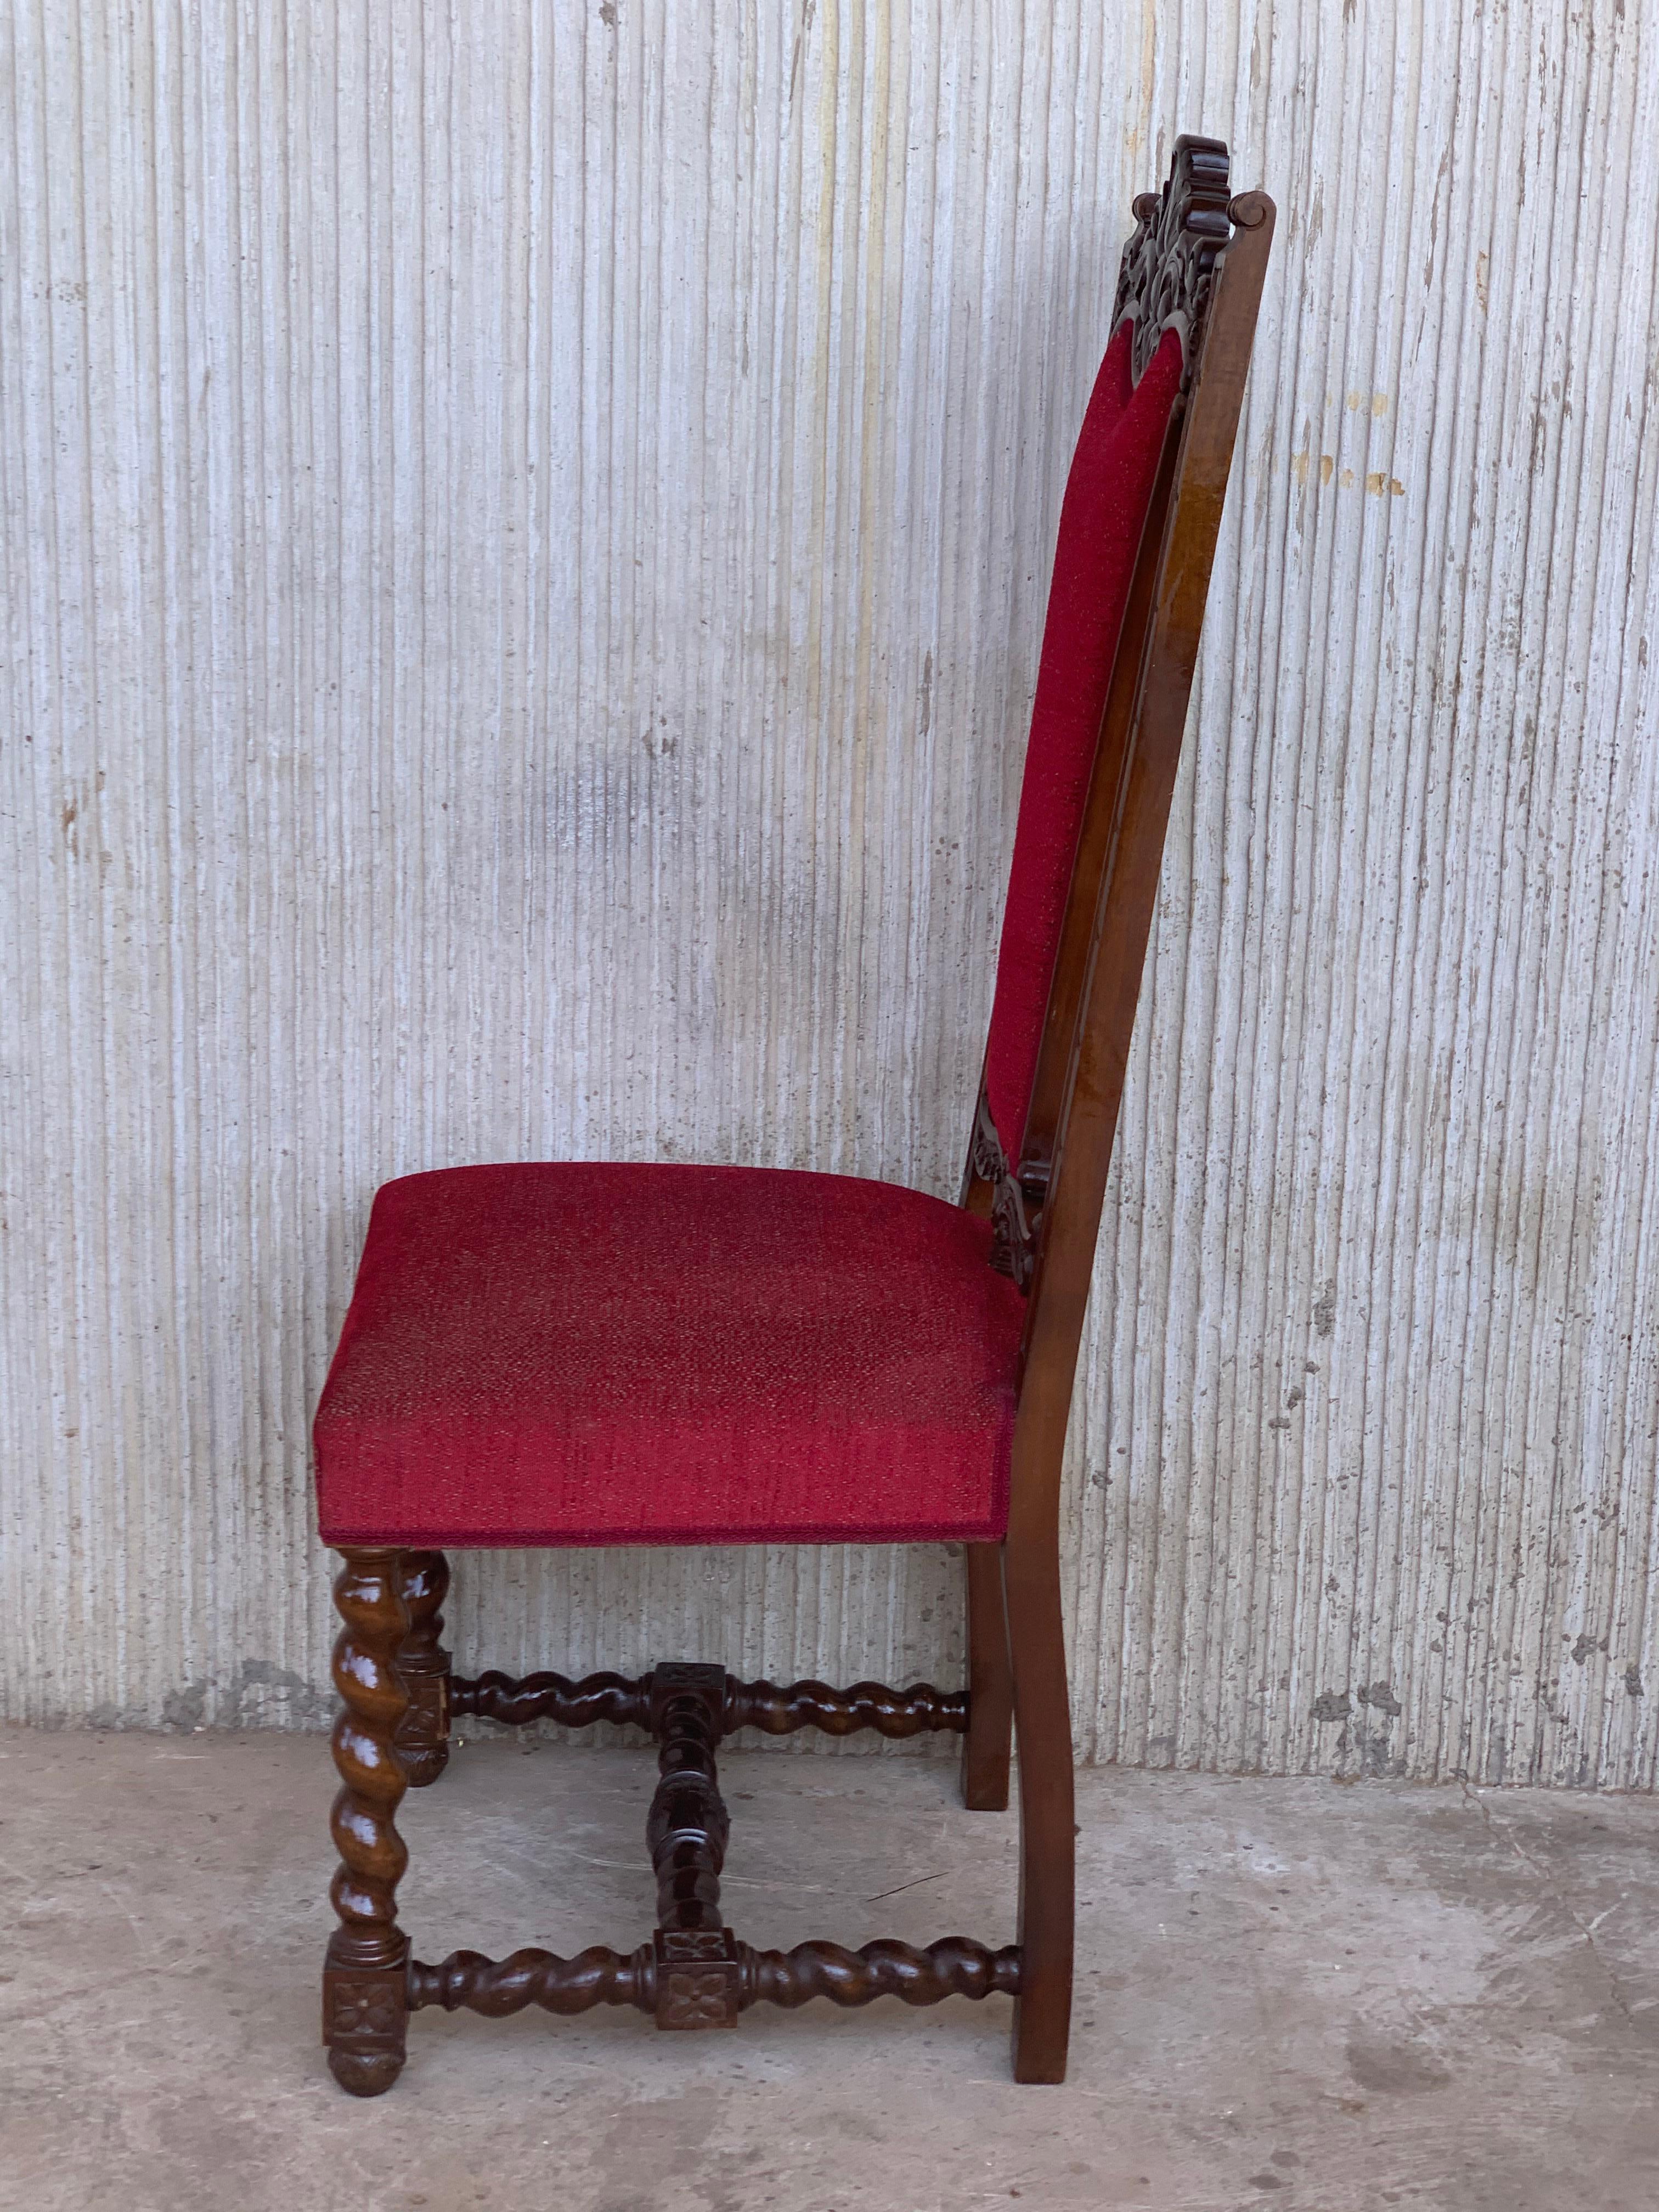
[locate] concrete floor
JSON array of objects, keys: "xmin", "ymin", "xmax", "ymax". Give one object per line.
[{"xmin": 1, "ymin": 1730, "xmax": 1656, "ymax": 2212}]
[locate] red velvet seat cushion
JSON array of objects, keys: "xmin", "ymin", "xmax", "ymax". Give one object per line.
[
  {"xmin": 313, "ymin": 1163, "xmax": 1027, "ymax": 1548},
  {"xmin": 982, "ymin": 323, "xmax": 1184, "ymax": 1165}
]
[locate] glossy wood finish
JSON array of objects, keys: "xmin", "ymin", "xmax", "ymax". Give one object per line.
[
  {"xmin": 410, "ymin": 1943, "xmax": 654, "ymax": 2016},
  {"xmin": 647, "ymin": 1663, "xmax": 730, "ymax": 1942},
  {"xmin": 407, "ymin": 1936, "xmax": 1020, "ymax": 2018},
  {"xmin": 448, "ymin": 1664, "xmax": 969, "ymax": 1740},
  {"xmin": 720, "ymin": 1673, "xmax": 968, "ymax": 1737},
  {"xmin": 362, "ymin": 1623, "xmax": 1022, "ymax": 2044},
  {"xmin": 746, "ymin": 1937, "xmax": 1022, "ymax": 2008},
  {"xmin": 1001, "ymin": 1514, "xmax": 1074, "ymax": 2083},
  {"xmin": 451, "ymin": 1667, "xmax": 651, "ymax": 1729},
  {"xmin": 992, "ymin": 167, "xmax": 1278, "ymax": 2084},
  {"xmin": 321, "ymin": 1545, "xmax": 413, "ymax": 2096},
  {"xmin": 961, "ymin": 1542, "xmax": 1014, "ymax": 1810},
  {"xmin": 393, "ymin": 1550, "xmax": 452, "ymax": 1787},
  {"xmin": 642, "ymin": 1668, "xmax": 748, "ymax": 2029}
]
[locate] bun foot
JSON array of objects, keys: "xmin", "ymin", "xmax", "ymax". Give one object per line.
[
  {"xmin": 323, "ymin": 1956, "xmax": 410, "ymax": 2098},
  {"xmin": 398, "ymin": 1748, "xmax": 448, "ymax": 1790},
  {"xmin": 327, "ymin": 2042, "xmax": 406, "ymax": 2097}
]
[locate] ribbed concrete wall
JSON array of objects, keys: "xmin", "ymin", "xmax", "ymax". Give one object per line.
[{"xmin": 3, "ymin": 3, "xmax": 1656, "ymax": 1783}]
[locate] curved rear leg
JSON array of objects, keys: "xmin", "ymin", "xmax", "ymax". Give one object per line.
[
  {"xmin": 323, "ymin": 1546, "xmax": 413, "ymax": 2096},
  {"xmin": 961, "ymin": 1543, "xmax": 1013, "ymax": 1809},
  {"xmin": 394, "ymin": 1550, "xmax": 452, "ymax": 1787},
  {"xmin": 1005, "ymin": 1529, "xmax": 1073, "ymax": 2083}
]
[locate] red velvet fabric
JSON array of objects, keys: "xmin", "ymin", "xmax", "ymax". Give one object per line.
[
  {"xmin": 981, "ymin": 323, "xmax": 1184, "ymax": 1165},
  {"xmin": 313, "ymin": 1163, "xmax": 1027, "ymax": 1548}
]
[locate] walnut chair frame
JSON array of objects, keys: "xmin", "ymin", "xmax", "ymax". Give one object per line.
[{"xmin": 318, "ymin": 139, "xmax": 1274, "ymax": 2096}]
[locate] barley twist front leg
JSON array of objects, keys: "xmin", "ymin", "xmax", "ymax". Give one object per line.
[{"xmin": 322, "ymin": 1545, "xmax": 413, "ymax": 2096}]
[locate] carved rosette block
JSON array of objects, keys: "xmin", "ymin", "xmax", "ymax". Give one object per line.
[
  {"xmin": 654, "ymin": 1928, "xmax": 742, "ymax": 2030},
  {"xmin": 393, "ymin": 1550, "xmax": 452, "ymax": 1787},
  {"xmin": 1111, "ymin": 134, "xmax": 1233, "ymax": 386},
  {"xmin": 323, "ymin": 1545, "xmax": 413, "ymax": 2096},
  {"xmin": 322, "ymin": 1961, "xmax": 411, "ymax": 2093}
]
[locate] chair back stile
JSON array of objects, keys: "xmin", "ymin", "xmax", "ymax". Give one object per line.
[{"xmin": 964, "ymin": 155, "xmax": 1277, "ymax": 1505}]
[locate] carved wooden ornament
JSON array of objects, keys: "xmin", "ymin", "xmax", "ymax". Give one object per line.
[{"xmin": 1111, "ymin": 133, "xmax": 1233, "ymax": 385}]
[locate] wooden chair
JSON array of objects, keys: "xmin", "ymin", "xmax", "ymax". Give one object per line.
[{"xmin": 312, "ymin": 137, "xmax": 1273, "ymax": 2096}]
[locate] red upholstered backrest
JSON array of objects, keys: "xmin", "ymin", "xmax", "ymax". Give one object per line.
[{"xmin": 981, "ymin": 323, "xmax": 1185, "ymax": 1165}]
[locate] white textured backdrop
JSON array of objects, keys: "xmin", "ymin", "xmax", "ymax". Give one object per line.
[{"xmin": 3, "ymin": 2, "xmax": 1657, "ymax": 1784}]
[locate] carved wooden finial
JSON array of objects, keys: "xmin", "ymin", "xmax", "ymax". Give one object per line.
[{"xmin": 1111, "ymin": 135, "xmax": 1234, "ymax": 385}]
